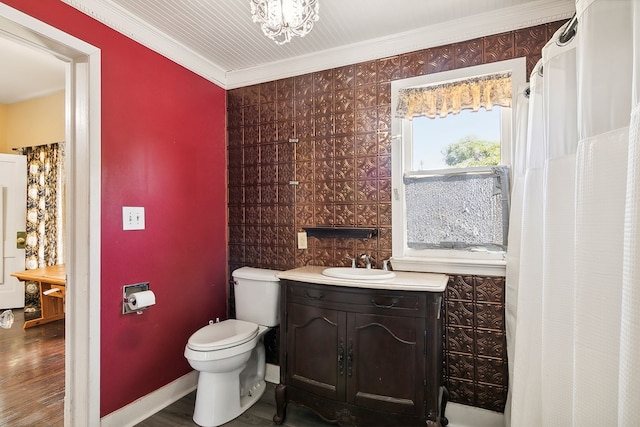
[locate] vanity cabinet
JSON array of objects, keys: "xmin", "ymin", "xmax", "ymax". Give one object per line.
[{"xmin": 274, "ymin": 279, "xmax": 446, "ymax": 426}]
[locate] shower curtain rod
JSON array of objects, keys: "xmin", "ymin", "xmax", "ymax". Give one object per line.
[{"xmin": 558, "ymin": 12, "xmax": 578, "ymax": 45}]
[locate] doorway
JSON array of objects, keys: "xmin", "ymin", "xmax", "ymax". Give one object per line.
[{"xmin": 0, "ymin": 4, "xmax": 101, "ymax": 426}]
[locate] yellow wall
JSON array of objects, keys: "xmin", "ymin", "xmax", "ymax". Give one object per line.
[
  {"xmin": 0, "ymin": 103, "xmax": 7, "ymax": 151},
  {"xmin": 0, "ymin": 90, "xmax": 65, "ymax": 153}
]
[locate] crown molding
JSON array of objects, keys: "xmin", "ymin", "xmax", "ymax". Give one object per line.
[
  {"xmin": 61, "ymin": 0, "xmax": 227, "ymax": 87},
  {"xmin": 62, "ymin": 0, "xmax": 573, "ymax": 90},
  {"xmin": 226, "ymin": 0, "xmax": 574, "ymax": 88}
]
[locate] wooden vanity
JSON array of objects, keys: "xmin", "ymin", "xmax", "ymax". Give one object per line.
[{"xmin": 274, "ymin": 266, "xmax": 448, "ymax": 426}]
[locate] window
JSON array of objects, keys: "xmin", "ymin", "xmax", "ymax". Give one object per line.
[{"xmin": 391, "ymin": 58, "xmax": 526, "ymax": 275}]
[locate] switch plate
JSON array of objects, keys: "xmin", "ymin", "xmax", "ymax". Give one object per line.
[
  {"xmin": 297, "ymin": 231, "xmax": 308, "ymax": 249},
  {"xmin": 123, "ymin": 206, "xmax": 145, "ymax": 230}
]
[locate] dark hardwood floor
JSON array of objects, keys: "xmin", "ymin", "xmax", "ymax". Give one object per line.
[
  {"xmin": 0, "ymin": 309, "xmax": 328, "ymax": 427},
  {"xmin": 0, "ymin": 308, "xmax": 64, "ymax": 427},
  {"xmin": 136, "ymin": 381, "xmax": 332, "ymax": 427}
]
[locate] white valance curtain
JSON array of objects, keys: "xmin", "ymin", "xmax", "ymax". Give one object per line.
[
  {"xmin": 395, "ymin": 73, "xmax": 512, "ymax": 119},
  {"xmin": 506, "ymin": 1, "xmax": 639, "ymax": 425}
]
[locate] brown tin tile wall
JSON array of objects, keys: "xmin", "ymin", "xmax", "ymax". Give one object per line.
[{"xmin": 227, "ymin": 20, "xmax": 565, "ymax": 413}]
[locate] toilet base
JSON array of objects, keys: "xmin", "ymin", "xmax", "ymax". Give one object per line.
[
  {"xmin": 191, "ymin": 333, "xmax": 268, "ymax": 427},
  {"xmin": 193, "ymin": 371, "xmax": 266, "ymax": 426}
]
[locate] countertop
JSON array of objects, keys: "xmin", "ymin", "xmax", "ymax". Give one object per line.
[{"xmin": 276, "ymin": 266, "xmax": 448, "ymax": 292}]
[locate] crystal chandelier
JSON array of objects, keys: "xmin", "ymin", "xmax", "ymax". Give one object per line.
[{"xmin": 250, "ymin": 0, "xmax": 320, "ymax": 45}]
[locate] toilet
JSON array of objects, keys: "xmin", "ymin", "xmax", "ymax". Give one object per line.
[{"xmin": 184, "ymin": 266, "xmax": 280, "ymax": 427}]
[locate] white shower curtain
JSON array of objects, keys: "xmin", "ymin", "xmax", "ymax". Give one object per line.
[{"xmin": 506, "ymin": 0, "xmax": 640, "ymax": 425}]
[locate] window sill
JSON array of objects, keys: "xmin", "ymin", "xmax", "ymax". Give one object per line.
[{"xmin": 390, "ymin": 256, "xmax": 506, "ymax": 277}]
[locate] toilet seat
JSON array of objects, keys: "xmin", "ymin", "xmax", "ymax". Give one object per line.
[{"xmin": 187, "ymin": 319, "xmax": 258, "ymax": 352}]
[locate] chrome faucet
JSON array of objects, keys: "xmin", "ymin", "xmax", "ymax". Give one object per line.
[{"xmin": 359, "ymin": 253, "xmax": 373, "ymax": 269}]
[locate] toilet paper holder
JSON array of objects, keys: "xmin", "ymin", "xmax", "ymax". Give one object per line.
[{"xmin": 122, "ymin": 282, "xmax": 154, "ymax": 315}]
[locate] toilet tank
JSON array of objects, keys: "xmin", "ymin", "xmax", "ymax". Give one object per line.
[{"xmin": 231, "ymin": 267, "xmax": 281, "ymax": 327}]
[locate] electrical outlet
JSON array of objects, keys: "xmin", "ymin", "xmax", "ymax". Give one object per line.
[
  {"xmin": 123, "ymin": 206, "xmax": 145, "ymax": 230},
  {"xmin": 297, "ymin": 231, "xmax": 308, "ymax": 249}
]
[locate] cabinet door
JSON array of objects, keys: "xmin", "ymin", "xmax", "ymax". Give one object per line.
[
  {"xmin": 346, "ymin": 312, "xmax": 425, "ymax": 417},
  {"xmin": 286, "ymin": 302, "xmax": 347, "ymax": 401}
]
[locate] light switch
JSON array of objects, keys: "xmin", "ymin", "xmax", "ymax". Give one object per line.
[{"xmin": 123, "ymin": 206, "xmax": 145, "ymax": 230}]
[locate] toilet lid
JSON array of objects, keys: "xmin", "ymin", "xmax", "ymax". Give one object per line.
[{"xmin": 187, "ymin": 319, "xmax": 258, "ymax": 351}]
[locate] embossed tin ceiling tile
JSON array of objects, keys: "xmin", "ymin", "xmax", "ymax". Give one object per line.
[
  {"xmin": 295, "ymin": 204, "xmax": 314, "ymax": 226},
  {"xmin": 401, "ymin": 51, "xmax": 428, "ymax": 78},
  {"xmin": 474, "ymin": 383, "xmax": 507, "ymax": 413},
  {"xmin": 334, "ymin": 137, "xmax": 355, "ymax": 160},
  {"xmin": 475, "ymin": 276, "xmax": 505, "ymax": 303},
  {"xmin": 355, "ymin": 60, "xmax": 378, "ymax": 87},
  {"xmin": 378, "ymin": 179, "xmax": 392, "ymax": 203},
  {"xmin": 276, "ymin": 121, "xmax": 295, "ymax": 142},
  {"xmin": 315, "ymin": 115, "xmax": 334, "ymax": 138},
  {"xmin": 334, "ymin": 65, "xmax": 355, "ymax": 90},
  {"xmin": 377, "ymin": 83, "xmax": 391, "ymax": 106},
  {"xmin": 475, "ymin": 356, "xmax": 507, "ymax": 385},
  {"xmin": 277, "ymin": 78, "xmax": 294, "ymax": 100},
  {"xmin": 313, "ymin": 70, "xmax": 334, "ymax": 94},
  {"xmin": 334, "ymin": 89, "xmax": 355, "ymax": 113},
  {"xmin": 260, "ymin": 145, "xmax": 277, "ymax": 166},
  {"xmin": 355, "ymin": 132, "xmax": 378, "ymax": 157},
  {"xmin": 259, "ymin": 81, "xmax": 276, "ymax": 104},
  {"xmin": 355, "ymin": 156, "xmax": 378, "ymax": 180},
  {"xmin": 276, "ymin": 162, "xmax": 294, "ymax": 183},
  {"xmin": 314, "ymin": 181, "xmax": 334, "ymax": 204},
  {"xmin": 261, "ymin": 225, "xmax": 278, "ymax": 244},
  {"xmin": 446, "ymin": 351, "xmax": 475, "ymax": 381},
  {"xmin": 484, "ymin": 32, "xmax": 515, "ymax": 63},
  {"xmin": 228, "ymin": 206, "xmax": 244, "ymax": 224},
  {"xmin": 377, "ymin": 55, "xmax": 402, "ymax": 83},
  {"xmin": 334, "ymin": 113, "xmax": 355, "ymax": 136},
  {"xmin": 446, "ymin": 378, "xmax": 475, "ymax": 407},
  {"xmin": 475, "ymin": 302, "xmax": 505, "ymax": 330},
  {"xmin": 446, "ymin": 300, "xmax": 474, "ymax": 327},
  {"xmin": 314, "ymin": 93, "xmax": 334, "ymax": 116},
  {"xmin": 426, "ymin": 46, "xmax": 455, "ymax": 74},
  {"xmin": 455, "ymin": 38, "xmax": 485, "ymax": 69},
  {"xmin": 260, "ymin": 186, "xmax": 277, "ymax": 205},
  {"xmin": 356, "ymin": 179, "xmax": 378, "ymax": 202},
  {"xmin": 446, "ymin": 275, "xmax": 475, "ymax": 301},
  {"xmin": 334, "ymin": 203, "xmax": 356, "ymax": 227},
  {"xmin": 355, "ymin": 204, "xmax": 378, "ymax": 227},
  {"xmin": 334, "ymin": 181, "xmax": 356, "ymax": 203},
  {"xmin": 355, "ymin": 85, "xmax": 377, "ymax": 110},
  {"xmin": 314, "ymin": 204, "xmax": 335, "ymax": 226},
  {"xmin": 355, "ymin": 107, "xmax": 378, "ymax": 135},
  {"xmin": 228, "ymin": 225, "xmax": 245, "ymax": 245},
  {"xmin": 277, "ymin": 206, "xmax": 294, "ymax": 225},
  {"xmin": 475, "ymin": 329, "xmax": 506, "ymax": 359},
  {"xmin": 259, "ymin": 102, "xmax": 277, "ymax": 124}
]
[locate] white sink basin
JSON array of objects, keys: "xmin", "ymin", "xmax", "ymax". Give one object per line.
[{"xmin": 322, "ymin": 267, "xmax": 396, "ymax": 280}]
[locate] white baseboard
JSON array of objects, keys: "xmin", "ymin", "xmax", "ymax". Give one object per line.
[
  {"xmin": 265, "ymin": 363, "xmax": 279, "ymax": 384},
  {"xmin": 99, "ymin": 366, "xmax": 502, "ymax": 427},
  {"xmin": 100, "ymin": 370, "xmax": 198, "ymax": 427},
  {"xmin": 446, "ymin": 402, "xmax": 503, "ymax": 427}
]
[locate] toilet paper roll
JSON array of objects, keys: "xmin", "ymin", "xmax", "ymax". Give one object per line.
[{"xmin": 128, "ymin": 290, "xmax": 156, "ymax": 310}]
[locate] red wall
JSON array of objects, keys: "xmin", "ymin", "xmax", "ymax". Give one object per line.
[{"xmin": 3, "ymin": 0, "xmax": 228, "ymax": 416}]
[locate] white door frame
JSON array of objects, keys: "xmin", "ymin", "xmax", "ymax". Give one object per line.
[{"xmin": 0, "ymin": 4, "xmax": 101, "ymax": 426}]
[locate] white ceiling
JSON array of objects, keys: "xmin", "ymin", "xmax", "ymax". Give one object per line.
[
  {"xmin": 0, "ymin": 36, "xmax": 65, "ymax": 104},
  {"xmin": 1, "ymin": 0, "xmax": 574, "ymax": 103}
]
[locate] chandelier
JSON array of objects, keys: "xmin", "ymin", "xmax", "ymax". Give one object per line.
[{"xmin": 250, "ymin": 0, "xmax": 320, "ymax": 45}]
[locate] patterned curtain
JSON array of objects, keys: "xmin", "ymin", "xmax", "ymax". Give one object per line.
[
  {"xmin": 19, "ymin": 143, "xmax": 65, "ymax": 316},
  {"xmin": 395, "ymin": 72, "xmax": 512, "ymax": 119}
]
